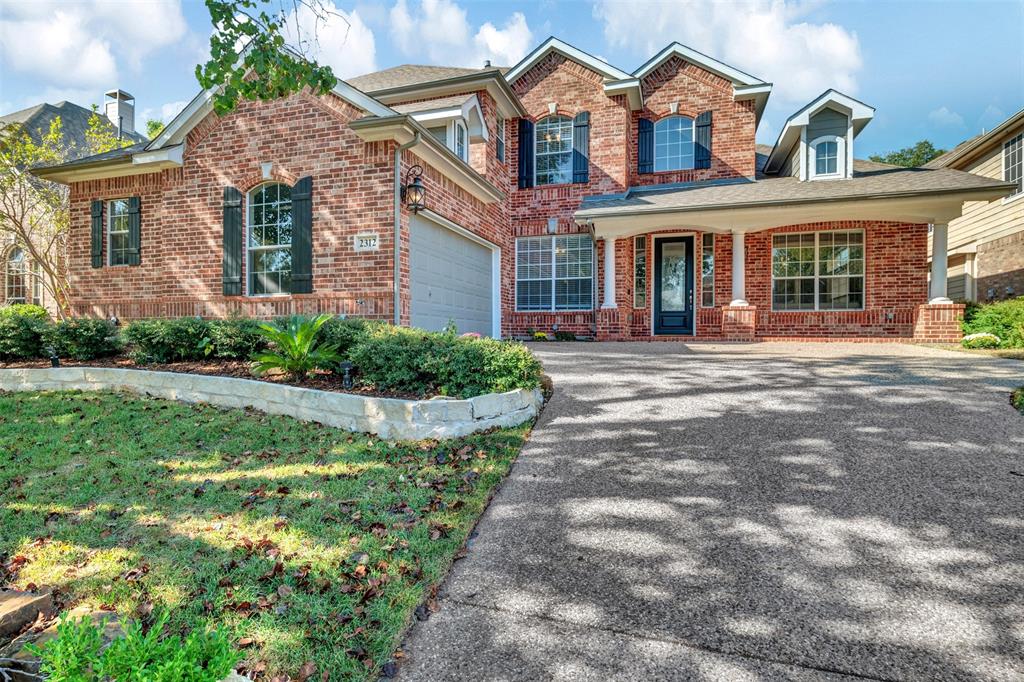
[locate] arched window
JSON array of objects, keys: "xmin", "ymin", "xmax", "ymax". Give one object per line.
[
  {"xmin": 654, "ymin": 116, "xmax": 694, "ymax": 172},
  {"xmin": 809, "ymin": 135, "xmax": 845, "ymax": 179},
  {"xmin": 247, "ymin": 183, "xmax": 293, "ymax": 295},
  {"xmin": 535, "ymin": 115, "xmax": 573, "ymax": 185},
  {"xmin": 5, "ymin": 246, "xmax": 28, "ymax": 304}
]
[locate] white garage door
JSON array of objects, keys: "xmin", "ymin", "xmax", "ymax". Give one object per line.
[{"xmin": 410, "ymin": 214, "xmax": 494, "ymax": 336}]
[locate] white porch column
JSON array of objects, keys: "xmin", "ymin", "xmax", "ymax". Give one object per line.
[
  {"xmin": 602, "ymin": 237, "xmax": 617, "ymax": 309},
  {"xmin": 930, "ymin": 222, "xmax": 952, "ymax": 304},
  {"xmin": 730, "ymin": 230, "xmax": 748, "ymax": 306}
]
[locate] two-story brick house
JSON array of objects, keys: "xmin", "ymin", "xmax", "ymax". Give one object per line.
[{"xmin": 34, "ymin": 37, "xmax": 1015, "ymax": 341}]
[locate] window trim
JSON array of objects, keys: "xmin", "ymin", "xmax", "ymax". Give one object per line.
[
  {"xmin": 633, "ymin": 236, "xmax": 647, "ymax": 308},
  {"xmin": 770, "ymin": 229, "xmax": 865, "ymax": 312},
  {"xmin": 533, "ymin": 115, "xmax": 574, "ymax": 187},
  {"xmin": 653, "ymin": 115, "xmax": 695, "ymax": 173},
  {"xmin": 4, "ymin": 246, "xmax": 29, "ymax": 304},
  {"xmin": 514, "ymin": 234, "xmax": 594, "ymax": 312},
  {"xmin": 245, "ymin": 181, "xmax": 294, "ymax": 298},
  {"xmin": 496, "ymin": 117, "xmax": 506, "ymax": 163},
  {"xmin": 701, "ymin": 233, "xmax": 715, "ymax": 308},
  {"xmin": 106, "ymin": 198, "xmax": 131, "ymax": 267},
  {"xmin": 452, "ymin": 118, "xmax": 468, "ymax": 162},
  {"xmin": 1002, "ymin": 131, "xmax": 1023, "ymax": 202},
  {"xmin": 808, "ymin": 135, "xmax": 845, "ymax": 180}
]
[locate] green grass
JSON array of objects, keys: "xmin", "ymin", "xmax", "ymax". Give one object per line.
[
  {"xmin": 1012, "ymin": 387, "xmax": 1024, "ymax": 414},
  {"xmin": 0, "ymin": 390, "xmax": 528, "ymax": 680}
]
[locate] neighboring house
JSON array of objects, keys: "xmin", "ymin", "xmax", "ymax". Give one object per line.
[
  {"xmin": 924, "ymin": 108, "xmax": 1024, "ymax": 302},
  {"xmin": 33, "ymin": 38, "xmax": 1014, "ymax": 341},
  {"xmin": 1, "ymin": 90, "xmax": 146, "ymax": 309}
]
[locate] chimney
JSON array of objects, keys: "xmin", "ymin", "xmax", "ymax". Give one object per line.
[
  {"xmin": 104, "ymin": 89, "xmax": 135, "ymax": 138},
  {"xmin": 484, "ymin": 60, "xmax": 491, "ymax": 68}
]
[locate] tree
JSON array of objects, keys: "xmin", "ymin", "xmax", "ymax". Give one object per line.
[
  {"xmin": 85, "ymin": 104, "xmax": 136, "ymax": 154},
  {"xmin": 869, "ymin": 140, "xmax": 947, "ymax": 168},
  {"xmin": 196, "ymin": 0, "xmax": 345, "ymax": 115},
  {"xmin": 146, "ymin": 119, "xmax": 165, "ymax": 139}
]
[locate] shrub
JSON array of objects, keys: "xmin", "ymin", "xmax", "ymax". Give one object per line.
[
  {"xmin": 319, "ymin": 316, "xmax": 383, "ymax": 359},
  {"xmin": 206, "ymin": 317, "xmax": 267, "ymax": 359},
  {"xmin": 252, "ymin": 313, "xmax": 342, "ymax": 377},
  {"xmin": 348, "ymin": 325, "xmax": 440, "ymax": 395},
  {"xmin": 27, "ymin": 609, "xmax": 240, "ymax": 682},
  {"xmin": 1012, "ymin": 387, "xmax": 1024, "ymax": 414},
  {"xmin": 0, "ymin": 302, "xmax": 48, "ymax": 320},
  {"xmin": 961, "ymin": 297, "xmax": 1024, "ymax": 348},
  {"xmin": 961, "ymin": 332, "xmax": 1001, "ymax": 350},
  {"xmin": 123, "ymin": 317, "xmax": 212, "ymax": 364},
  {"xmin": 0, "ymin": 309, "xmax": 47, "ymax": 360},
  {"xmin": 42, "ymin": 318, "xmax": 122, "ymax": 360},
  {"xmin": 553, "ymin": 330, "xmax": 575, "ymax": 342}
]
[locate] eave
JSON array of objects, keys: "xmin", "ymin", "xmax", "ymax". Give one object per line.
[
  {"xmin": 364, "ymin": 70, "xmax": 527, "ymax": 120},
  {"xmin": 349, "ymin": 115, "xmax": 505, "ymax": 204},
  {"xmin": 32, "ymin": 144, "xmax": 184, "ymax": 183}
]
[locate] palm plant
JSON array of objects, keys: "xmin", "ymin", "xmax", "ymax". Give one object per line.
[{"xmin": 251, "ymin": 313, "xmax": 342, "ymax": 378}]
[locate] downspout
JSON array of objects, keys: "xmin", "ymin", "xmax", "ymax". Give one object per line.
[{"xmin": 393, "ymin": 132, "xmax": 421, "ymax": 326}]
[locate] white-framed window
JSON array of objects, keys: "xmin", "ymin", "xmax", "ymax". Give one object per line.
[
  {"xmin": 453, "ymin": 118, "xmax": 468, "ymax": 162},
  {"xmin": 4, "ymin": 246, "xmax": 28, "ymax": 304},
  {"xmin": 701, "ymin": 233, "xmax": 715, "ymax": 307},
  {"xmin": 633, "ymin": 236, "xmax": 646, "ymax": 308},
  {"xmin": 1004, "ymin": 132, "xmax": 1022, "ymax": 197},
  {"xmin": 515, "ymin": 234, "xmax": 593, "ymax": 311},
  {"xmin": 654, "ymin": 116, "xmax": 695, "ymax": 172},
  {"xmin": 496, "ymin": 117, "xmax": 506, "ymax": 163},
  {"xmin": 809, "ymin": 135, "xmax": 845, "ymax": 179},
  {"xmin": 247, "ymin": 182, "xmax": 293, "ymax": 296},
  {"xmin": 106, "ymin": 198, "xmax": 131, "ymax": 266},
  {"xmin": 772, "ymin": 230, "xmax": 864, "ymax": 311},
  {"xmin": 535, "ymin": 115, "xmax": 573, "ymax": 186}
]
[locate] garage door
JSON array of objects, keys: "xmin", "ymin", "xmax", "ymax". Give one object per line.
[{"xmin": 410, "ymin": 214, "xmax": 494, "ymax": 336}]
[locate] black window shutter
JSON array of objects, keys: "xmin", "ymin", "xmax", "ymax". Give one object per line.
[
  {"xmin": 90, "ymin": 200, "xmax": 103, "ymax": 268},
  {"xmin": 222, "ymin": 187, "xmax": 243, "ymax": 296},
  {"xmin": 695, "ymin": 111, "xmax": 712, "ymax": 169},
  {"xmin": 572, "ymin": 111, "xmax": 590, "ymax": 184},
  {"xmin": 127, "ymin": 196, "xmax": 141, "ymax": 266},
  {"xmin": 638, "ymin": 118, "xmax": 654, "ymax": 174},
  {"xmin": 290, "ymin": 176, "xmax": 314, "ymax": 294},
  {"xmin": 517, "ymin": 119, "xmax": 534, "ymax": 189}
]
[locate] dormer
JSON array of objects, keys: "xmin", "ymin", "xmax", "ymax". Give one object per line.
[
  {"xmin": 765, "ymin": 89, "xmax": 874, "ymax": 181},
  {"xmin": 393, "ymin": 94, "xmax": 488, "ymax": 163}
]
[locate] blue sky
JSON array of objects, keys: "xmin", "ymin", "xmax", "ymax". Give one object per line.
[{"xmin": 1, "ymin": 0, "xmax": 1021, "ymax": 157}]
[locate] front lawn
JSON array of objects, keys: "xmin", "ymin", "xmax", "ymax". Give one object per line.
[{"xmin": 0, "ymin": 390, "xmax": 528, "ymax": 680}]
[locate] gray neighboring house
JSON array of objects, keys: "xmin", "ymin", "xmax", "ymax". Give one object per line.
[{"xmin": 1, "ymin": 89, "xmax": 146, "ymax": 309}]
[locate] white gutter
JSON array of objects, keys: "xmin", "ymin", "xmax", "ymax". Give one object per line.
[{"xmin": 394, "ymin": 132, "xmax": 421, "ymax": 326}]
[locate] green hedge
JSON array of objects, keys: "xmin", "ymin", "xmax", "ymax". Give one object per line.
[
  {"xmin": 207, "ymin": 317, "xmax": 267, "ymax": 359},
  {"xmin": 42, "ymin": 318, "xmax": 122, "ymax": 360},
  {"xmin": 0, "ymin": 312, "xmax": 47, "ymax": 360},
  {"xmin": 962, "ymin": 297, "xmax": 1024, "ymax": 348},
  {"xmin": 123, "ymin": 317, "xmax": 212, "ymax": 364},
  {"xmin": 0, "ymin": 303, "xmax": 48, "ymax": 320}
]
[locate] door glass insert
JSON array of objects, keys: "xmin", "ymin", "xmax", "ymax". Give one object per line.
[{"xmin": 660, "ymin": 242, "xmax": 687, "ymax": 312}]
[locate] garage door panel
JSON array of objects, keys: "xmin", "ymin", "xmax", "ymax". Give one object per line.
[{"xmin": 410, "ymin": 216, "xmax": 493, "ymax": 336}]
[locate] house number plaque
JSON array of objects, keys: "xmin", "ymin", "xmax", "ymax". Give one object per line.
[{"xmin": 353, "ymin": 234, "xmax": 380, "ymax": 252}]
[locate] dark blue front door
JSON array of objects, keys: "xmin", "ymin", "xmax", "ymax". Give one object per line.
[{"xmin": 654, "ymin": 237, "xmax": 694, "ymax": 335}]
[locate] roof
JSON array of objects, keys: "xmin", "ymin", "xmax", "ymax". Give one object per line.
[
  {"xmin": 576, "ymin": 166, "xmax": 1014, "ymax": 219},
  {"xmin": 764, "ymin": 89, "xmax": 875, "ymax": 174},
  {"xmin": 391, "ymin": 94, "xmax": 473, "ymax": 115},
  {"xmin": 347, "ymin": 65, "xmax": 504, "ymax": 93},
  {"xmin": 0, "ymin": 101, "xmax": 147, "ymax": 160},
  {"xmin": 32, "ymin": 142, "xmax": 147, "ymax": 172},
  {"xmin": 924, "ymin": 107, "xmax": 1024, "ymax": 169}
]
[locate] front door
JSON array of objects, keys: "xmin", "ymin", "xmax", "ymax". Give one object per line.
[{"xmin": 654, "ymin": 236, "xmax": 694, "ymax": 335}]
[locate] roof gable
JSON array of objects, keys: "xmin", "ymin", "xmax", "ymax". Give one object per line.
[
  {"xmin": 925, "ymin": 107, "xmax": 1024, "ymax": 169},
  {"xmin": 505, "ymin": 37, "xmax": 631, "ymax": 84},
  {"xmin": 764, "ymin": 89, "xmax": 874, "ymax": 174},
  {"xmin": 632, "ymin": 42, "xmax": 766, "ymax": 87}
]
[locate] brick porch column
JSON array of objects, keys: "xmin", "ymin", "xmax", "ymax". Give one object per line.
[{"xmin": 722, "ymin": 229, "xmax": 756, "ymax": 340}]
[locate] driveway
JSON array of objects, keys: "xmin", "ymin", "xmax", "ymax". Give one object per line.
[{"xmin": 399, "ymin": 343, "xmax": 1024, "ymax": 681}]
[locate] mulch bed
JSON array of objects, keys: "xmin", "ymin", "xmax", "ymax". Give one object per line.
[{"xmin": 0, "ymin": 357, "xmax": 428, "ymax": 400}]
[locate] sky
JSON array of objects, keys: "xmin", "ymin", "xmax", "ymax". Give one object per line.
[{"xmin": 0, "ymin": 0, "xmax": 1022, "ymax": 157}]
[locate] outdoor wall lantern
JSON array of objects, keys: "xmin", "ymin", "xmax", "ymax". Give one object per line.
[
  {"xmin": 402, "ymin": 165, "xmax": 426, "ymax": 214},
  {"xmin": 339, "ymin": 361, "xmax": 355, "ymax": 390}
]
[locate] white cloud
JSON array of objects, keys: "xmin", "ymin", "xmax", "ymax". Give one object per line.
[
  {"xmin": 389, "ymin": 0, "xmax": 533, "ymax": 68},
  {"xmin": 0, "ymin": 0, "xmax": 187, "ymax": 88},
  {"xmin": 977, "ymin": 105, "xmax": 1007, "ymax": 132},
  {"xmin": 140, "ymin": 99, "xmax": 190, "ymax": 125},
  {"xmin": 593, "ymin": 0, "xmax": 862, "ymax": 105},
  {"xmin": 283, "ymin": 1, "xmax": 378, "ymax": 79},
  {"xmin": 927, "ymin": 106, "xmax": 964, "ymax": 127}
]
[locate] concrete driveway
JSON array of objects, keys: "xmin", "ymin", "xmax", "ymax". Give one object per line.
[{"xmin": 399, "ymin": 343, "xmax": 1024, "ymax": 681}]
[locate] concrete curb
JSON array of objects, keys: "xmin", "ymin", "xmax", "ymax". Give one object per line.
[{"xmin": 0, "ymin": 368, "xmax": 543, "ymax": 440}]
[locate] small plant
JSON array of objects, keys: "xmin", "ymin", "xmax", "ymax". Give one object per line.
[
  {"xmin": 0, "ymin": 308, "xmax": 48, "ymax": 360},
  {"xmin": 27, "ymin": 609, "xmax": 240, "ymax": 682},
  {"xmin": 961, "ymin": 332, "xmax": 1001, "ymax": 350},
  {"xmin": 123, "ymin": 318, "xmax": 212, "ymax": 363},
  {"xmin": 42, "ymin": 318, "xmax": 122, "ymax": 360},
  {"xmin": 252, "ymin": 313, "xmax": 342, "ymax": 377},
  {"xmin": 205, "ymin": 316, "xmax": 267, "ymax": 359},
  {"xmin": 553, "ymin": 330, "xmax": 575, "ymax": 342},
  {"xmin": 1012, "ymin": 387, "xmax": 1024, "ymax": 414},
  {"xmin": 0, "ymin": 302, "xmax": 48, "ymax": 320},
  {"xmin": 532, "ymin": 331, "xmax": 550, "ymax": 341}
]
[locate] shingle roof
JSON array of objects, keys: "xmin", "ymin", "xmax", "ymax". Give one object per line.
[
  {"xmin": 925, "ymin": 108, "xmax": 1024, "ymax": 169},
  {"xmin": 390, "ymin": 94, "xmax": 473, "ymax": 115},
  {"xmin": 347, "ymin": 65, "xmax": 504, "ymax": 93},
  {"xmin": 577, "ymin": 166, "xmax": 1014, "ymax": 218},
  {"xmin": 755, "ymin": 142, "xmax": 899, "ymax": 176},
  {"xmin": 0, "ymin": 101, "xmax": 147, "ymax": 160}
]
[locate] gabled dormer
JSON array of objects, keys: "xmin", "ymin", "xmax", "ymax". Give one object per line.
[
  {"xmin": 393, "ymin": 94, "xmax": 488, "ymax": 163},
  {"xmin": 764, "ymin": 89, "xmax": 874, "ymax": 181}
]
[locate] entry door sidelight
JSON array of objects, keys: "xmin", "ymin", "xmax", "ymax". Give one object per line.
[{"xmin": 653, "ymin": 236, "xmax": 695, "ymax": 334}]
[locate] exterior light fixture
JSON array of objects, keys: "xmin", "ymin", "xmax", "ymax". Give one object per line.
[
  {"xmin": 47, "ymin": 346, "xmax": 60, "ymax": 367},
  {"xmin": 401, "ymin": 165, "xmax": 426, "ymax": 214},
  {"xmin": 339, "ymin": 361, "xmax": 355, "ymax": 390}
]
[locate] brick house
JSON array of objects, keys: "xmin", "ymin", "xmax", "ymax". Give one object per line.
[{"xmin": 34, "ymin": 37, "xmax": 1015, "ymax": 341}]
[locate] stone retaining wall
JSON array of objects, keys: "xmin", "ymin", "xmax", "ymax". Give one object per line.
[{"xmin": 0, "ymin": 368, "xmax": 543, "ymax": 440}]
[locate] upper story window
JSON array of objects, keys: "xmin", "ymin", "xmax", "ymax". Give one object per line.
[
  {"xmin": 535, "ymin": 115, "xmax": 573, "ymax": 185},
  {"xmin": 248, "ymin": 182, "xmax": 293, "ymax": 295},
  {"xmin": 1004, "ymin": 132, "xmax": 1022, "ymax": 197},
  {"xmin": 654, "ymin": 116, "xmax": 695, "ymax": 172},
  {"xmin": 496, "ymin": 117, "xmax": 506, "ymax": 163},
  {"xmin": 453, "ymin": 119, "xmax": 468, "ymax": 162},
  {"xmin": 809, "ymin": 135, "xmax": 845, "ymax": 180},
  {"xmin": 107, "ymin": 198, "xmax": 131, "ymax": 266}
]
